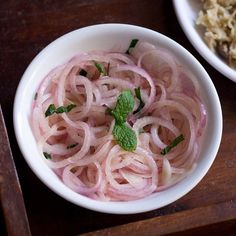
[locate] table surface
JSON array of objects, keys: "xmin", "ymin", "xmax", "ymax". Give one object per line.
[{"xmin": 1, "ymin": 0, "xmax": 236, "ymax": 235}]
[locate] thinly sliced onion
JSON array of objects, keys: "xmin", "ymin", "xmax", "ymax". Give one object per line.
[{"xmin": 32, "ymin": 41, "xmax": 206, "ymax": 201}]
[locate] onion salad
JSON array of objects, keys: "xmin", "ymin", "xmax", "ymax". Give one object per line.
[{"xmin": 31, "ymin": 40, "xmax": 207, "ymax": 201}]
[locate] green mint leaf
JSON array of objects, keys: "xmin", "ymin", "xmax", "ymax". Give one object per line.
[
  {"xmin": 66, "ymin": 143, "xmax": 78, "ymax": 149},
  {"xmin": 43, "ymin": 152, "xmax": 51, "ymax": 159},
  {"xmin": 45, "ymin": 104, "xmax": 76, "ymax": 117},
  {"xmin": 65, "ymin": 104, "xmax": 76, "ymax": 113},
  {"xmin": 133, "ymin": 87, "xmax": 145, "ymax": 114},
  {"xmin": 94, "ymin": 61, "xmax": 107, "ymax": 76},
  {"xmin": 45, "ymin": 104, "xmax": 56, "ymax": 117},
  {"xmin": 79, "ymin": 69, "xmax": 87, "ymax": 77},
  {"xmin": 161, "ymin": 134, "xmax": 185, "ymax": 155},
  {"xmin": 108, "ymin": 90, "xmax": 137, "ymax": 151},
  {"xmin": 113, "ymin": 123, "xmax": 137, "ymax": 151},
  {"xmin": 56, "ymin": 106, "xmax": 67, "ymax": 113},
  {"xmin": 56, "ymin": 104, "xmax": 76, "ymax": 114},
  {"xmin": 126, "ymin": 39, "xmax": 139, "ymax": 54},
  {"xmin": 111, "ymin": 90, "xmax": 135, "ymax": 124}
]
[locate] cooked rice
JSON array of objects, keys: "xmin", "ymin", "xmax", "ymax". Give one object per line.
[{"xmin": 196, "ymin": 0, "xmax": 236, "ymax": 68}]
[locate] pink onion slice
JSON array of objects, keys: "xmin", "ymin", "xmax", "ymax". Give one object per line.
[{"xmin": 31, "ymin": 41, "xmax": 207, "ymax": 201}]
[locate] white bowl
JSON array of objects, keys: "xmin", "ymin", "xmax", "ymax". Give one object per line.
[
  {"xmin": 13, "ymin": 23, "xmax": 222, "ymax": 214},
  {"xmin": 173, "ymin": 0, "xmax": 236, "ymax": 83}
]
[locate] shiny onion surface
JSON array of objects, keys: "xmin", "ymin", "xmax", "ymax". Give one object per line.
[{"xmin": 32, "ymin": 41, "xmax": 207, "ymax": 201}]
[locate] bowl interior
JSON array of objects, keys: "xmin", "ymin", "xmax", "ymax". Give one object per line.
[{"xmin": 13, "ymin": 24, "xmax": 222, "ymax": 214}]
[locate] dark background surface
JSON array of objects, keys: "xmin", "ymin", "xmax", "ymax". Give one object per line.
[{"xmin": 1, "ymin": 1, "xmax": 236, "ymax": 235}]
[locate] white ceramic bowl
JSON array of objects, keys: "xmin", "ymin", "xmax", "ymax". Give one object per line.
[
  {"xmin": 173, "ymin": 0, "xmax": 236, "ymax": 83},
  {"xmin": 13, "ymin": 24, "xmax": 222, "ymax": 214}
]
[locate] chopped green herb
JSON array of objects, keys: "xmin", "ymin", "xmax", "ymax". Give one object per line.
[
  {"xmin": 45, "ymin": 104, "xmax": 56, "ymax": 117},
  {"xmin": 56, "ymin": 104, "xmax": 76, "ymax": 114},
  {"xmin": 107, "ymin": 90, "xmax": 137, "ymax": 151},
  {"xmin": 66, "ymin": 143, "xmax": 78, "ymax": 149},
  {"xmin": 34, "ymin": 92, "xmax": 38, "ymax": 100},
  {"xmin": 113, "ymin": 123, "xmax": 137, "ymax": 151},
  {"xmin": 126, "ymin": 39, "xmax": 139, "ymax": 54},
  {"xmin": 43, "ymin": 152, "xmax": 51, "ymax": 159},
  {"xmin": 94, "ymin": 61, "xmax": 107, "ymax": 76},
  {"xmin": 133, "ymin": 87, "xmax": 145, "ymax": 114},
  {"xmin": 65, "ymin": 104, "xmax": 76, "ymax": 112},
  {"xmin": 56, "ymin": 106, "xmax": 68, "ymax": 114},
  {"xmin": 160, "ymin": 134, "xmax": 185, "ymax": 155},
  {"xmin": 45, "ymin": 104, "xmax": 76, "ymax": 117},
  {"xmin": 110, "ymin": 90, "xmax": 135, "ymax": 124},
  {"xmin": 79, "ymin": 69, "xmax": 87, "ymax": 77}
]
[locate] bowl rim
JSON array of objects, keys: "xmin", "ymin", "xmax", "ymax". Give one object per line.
[
  {"xmin": 13, "ymin": 23, "xmax": 223, "ymax": 214},
  {"xmin": 173, "ymin": 0, "xmax": 236, "ymax": 83}
]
